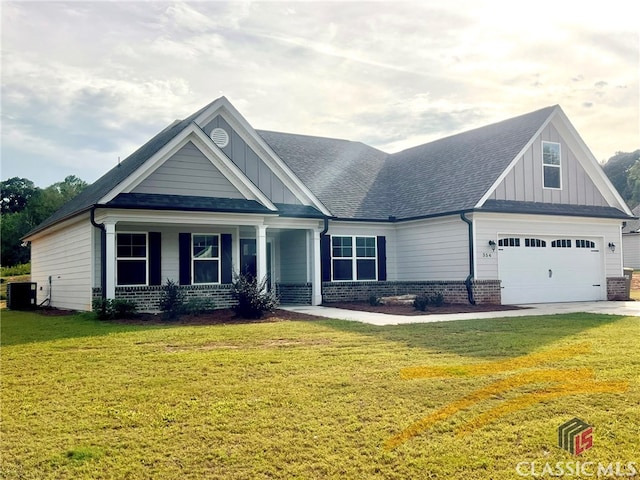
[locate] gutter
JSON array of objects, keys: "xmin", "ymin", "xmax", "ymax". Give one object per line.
[
  {"xmin": 90, "ymin": 206, "xmax": 107, "ymax": 301},
  {"xmin": 460, "ymin": 211, "xmax": 476, "ymax": 305}
]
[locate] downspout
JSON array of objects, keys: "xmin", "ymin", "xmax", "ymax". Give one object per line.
[
  {"xmin": 319, "ymin": 216, "xmax": 330, "ymax": 301},
  {"xmin": 460, "ymin": 212, "xmax": 476, "ymax": 305},
  {"xmin": 90, "ymin": 206, "xmax": 107, "ymax": 302}
]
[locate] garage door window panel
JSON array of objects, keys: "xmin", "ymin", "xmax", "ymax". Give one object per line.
[
  {"xmin": 499, "ymin": 238, "xmax": 520, "ymax": 247},
  {"xmin": 576, "ymin": 240, "xmax": 596, "ymax": 249},
  {"xmin": 551, "ymin": 239, "xmax": 572, "ymax": 248},
  {"xmin": 524, "ymin": 238, "xmax": 546, "ymax": 247}
]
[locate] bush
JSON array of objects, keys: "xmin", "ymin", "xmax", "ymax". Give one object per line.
[
  {"xmin": 369, "ymin": 295, "xmax": 381, "ymax": 306},
  {"xmin": 92, "ymin": 298, "xmax": 138, "ymax": 320},
  {"xmin": 413, "ymin": 295, "xmax": 429, "ymax": 312},
  {"xmin": 430, "ymin": 292, "xmax": 445, "ymax": 307},
  {"xmin": 0, "ymin": 263, "xmax": 31, "ymax": 276},
  {"xmin": 182, "ymin": 297, "xmax": 216, "ymax": 315},
  {"xmin": 231, "ymin": 273, "xmax": 278, "ymax": 319},
  {"xmin": 159, "ymin": 279, "xmax": 184, "ymax": 320}
]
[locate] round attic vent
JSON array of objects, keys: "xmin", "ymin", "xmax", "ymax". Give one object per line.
[{"xmin": 210, "ymin": 127, "xmax": 229, "ymax": 148}]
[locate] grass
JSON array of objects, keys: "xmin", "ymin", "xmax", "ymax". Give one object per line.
[{"xmin": 1, "ymin": 310, "xmax": 639, "ymax": 479}]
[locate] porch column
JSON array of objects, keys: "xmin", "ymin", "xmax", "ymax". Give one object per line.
[
  {"xmin": 104, "ymin": 222, "xmax": 116, "ymax": 299},
  {"xmin": 256, "ymin": 225, "xmax": 267, "ymax": 287},
  {"xmin": 311, "ymin": 229, "xmax": 322, "ymax": 305}
]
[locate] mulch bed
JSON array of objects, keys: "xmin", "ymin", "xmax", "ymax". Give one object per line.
[
  {"xmin": 324, "ymin": 301, "xmax": 525, "ymax": 316},
  {"xmin": 114, "ymin": 308, "xmax": 327, "ymax": 325}
]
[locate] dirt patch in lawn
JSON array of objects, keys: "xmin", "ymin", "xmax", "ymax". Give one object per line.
[{"xmin": 324, "ymin": 301, "xmax": 525, "ymax": 316}]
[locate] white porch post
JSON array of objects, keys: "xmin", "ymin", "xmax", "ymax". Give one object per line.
[
  {"xmin": 311, "ymin": 229, "xmax": 322, "ymax": 305},
  {"xmin": 104, "ymin": 222, "xmax": 116, "ymax": 299},
  {"xmin": 256, "ymin": 225, "xmax": 267, "ymax": 287}
]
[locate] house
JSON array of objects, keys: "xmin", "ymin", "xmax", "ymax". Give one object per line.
[
  {"xmin": 24, "ymin": 97, "xmax": 634, "ymax": 311},
  {"xmin": 622, "ymin": 205, "xmax": 640, "ymax": 269}
]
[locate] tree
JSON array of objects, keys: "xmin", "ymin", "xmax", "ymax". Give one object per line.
[
  {"xmin": 0, "ymin": 177, "xmax": 37, "ymax": 215},
  {"xmin": 627, "ymin": 158, "xmax": 640, "ymax": 208},
  {"xmin": 602, "ymin": 150, "xmax": 640, "ymax": 204},
  {"xmin": 0, "ymin": 175, "xmax": 88, "ymax": 267}
]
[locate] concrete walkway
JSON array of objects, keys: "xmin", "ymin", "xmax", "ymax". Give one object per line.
[{"xmin": 282, "ymin": 301, "xmax": 640, "ymax": 326}]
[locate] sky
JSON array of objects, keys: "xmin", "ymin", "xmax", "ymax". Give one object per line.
[{"xmin": 1, "ymin": 0, "xmax": 639, "ymax": 188}]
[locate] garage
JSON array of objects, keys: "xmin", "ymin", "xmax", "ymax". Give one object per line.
[{"xmin": 497, "ymin": 236, "xmax": 604, "ymax": 304}]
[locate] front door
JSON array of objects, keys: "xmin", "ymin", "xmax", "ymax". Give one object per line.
[{"xmin": 240, "ymin": 239, "xmax": 273, "ymax": 289}]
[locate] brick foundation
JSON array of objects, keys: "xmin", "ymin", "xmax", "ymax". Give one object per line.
[
  {"xmin": 93, "ymin": 284, "xmax": 236, "ymax": 312},
  {"xmin": 321, "ymin": 280, "xmax": 501, "ymax": 305},
  {"xmin": 606, "ymin": 277, "xmax": 629, "ymax": 301},
  {"xmin": 276, "ymin": 283, "xmax": 312, "ymax": 305}
]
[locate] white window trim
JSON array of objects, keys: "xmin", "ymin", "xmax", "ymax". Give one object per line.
[
  {"xmin": 542, "ymin": 141, "xmax": 562, "ymax": 190},
  {"xmin": 192, "ymin": 233, "xmax": 221, "ymax": 285},
  {"xmin": 116, "ymin": 231, "xmax": 148, "ymax": 286},
  {"xmin": 331, "ymin": 235, "xmax": 378, "ymax": 282}
]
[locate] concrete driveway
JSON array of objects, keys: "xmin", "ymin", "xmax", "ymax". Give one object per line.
[{"xmin": 282, "ymin": 301, "xmax": 640, "ymax": 326}]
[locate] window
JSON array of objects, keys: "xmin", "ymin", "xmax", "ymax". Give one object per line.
[
  {"xmin": 551, "ymin": 239, "xmax": 572, "ymax": 248},
  {"xmin": 498, "ymin": 238, "xmax": 520, "ymax": 247},
  {"xmin": 117, "ymin": 233, "xmax": 147, "ymax": 285},
  {"xmin": 543, "ymin": 141, "xmax": 561, "ymax": 189},
  {"xmin": 192, "ymin": 234, "xmax": 220, "ymax": 284},
  {"xmin": 332, "ymin": 236, "xmax": 377, "ymax": 281},
  {"xmin": 576, "ymin": 239, "xmax": 596, "ymax": 249},
  {"xmin": 524, "ymin": 238, "xmax": 546, "ymax": 248}
]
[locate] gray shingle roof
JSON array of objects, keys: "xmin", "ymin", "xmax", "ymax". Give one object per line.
[
  {"xmin": 383, "ymin": 106, "xmax": 557, "ymax": 219},
  {"xmin": 622, "ymin": 205, "xmax": 640, "ymax": 233},
  {"xmin": 482, "ymin": 199, "xmax": 630, "ymax": 219},
  {"xmin": 107, "ymin": 193, "xmax": 274, "ymax": 215},
  {"xmin": 257, "ymin": 131, "xmax": 389, "ymax": 219},
  {"xmin": 25, "ymin": 101, "xmax": 632, "ymax": 238}
]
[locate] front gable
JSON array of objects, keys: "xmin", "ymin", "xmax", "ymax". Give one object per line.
[
  {"xmin": 99, "ymin": 97, "xmax": 331, "ymax": 216},
  {"xmin": 479, "ymin": 107, "xmax": 632, "ymax": 215}
]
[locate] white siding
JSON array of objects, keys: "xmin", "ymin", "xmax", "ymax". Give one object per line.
[
  {"xmin": 622, "ymin": 234, "xmax": 640, "ymax": 269},
  {"xmin": 31, "ymin": 217, "xmax": 93, "ymax": 311},
  {"xmin": 474, "ymin": 212, "xmax": 623, "ymax": 280},
  {"xmin": 394, "ymin": 216, "xmax": 469, "ymax": 281},
  {"xmin": 490, "ymin": 123, "xmax": 607, "ymax": 206},
  {"xmin": 133, "ymin": 142, "xmax": 244, "ymax": 199}
]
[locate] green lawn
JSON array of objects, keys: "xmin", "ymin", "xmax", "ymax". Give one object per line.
[{"xmin": 1, "ymin": 310, "xmax": 638, "ymax": 479}]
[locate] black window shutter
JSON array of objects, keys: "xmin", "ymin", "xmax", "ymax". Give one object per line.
[
  {"xmin": 148, "ymin": 232, "xmax": 162, "ymax": 286},
  {"xmin": 179, "ymin": 233, "xmax": 191, "ymax": 285},
  {"xmin": 321, "ymin": 235, "xmax": 331, "ymax": 282},
  {"xmin": 377, "ymin": 236, "xmax": 387, "ymax": 281},
  {"xmin": 221, "ymin": 233, "xmax": 233, "ymax": 283}
]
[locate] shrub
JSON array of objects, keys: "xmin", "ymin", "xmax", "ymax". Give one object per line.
[
  {"xmin": 369, "ymin": 295, "xmax": 381, "ymax": 306},
  {"xmin": 159, "ymin": 279, "xmax": 184, "ymax": 320},
  {"xmin": 231, "ymin": 273, "xmax": 278, "ymax": 319},
  {"xmin": 413, "ymin": 295, "xmax": 429, "ymax": 312},
  {"xmin": 182, "ymin": 297, "xmax": 216, "ymax": 315},
  {"xmin": 430, "ymin": 292, "xmax": 445, "ymax": 307},
  {"xmin": 0, "ymin": 263, "xmax": 31, "ymax": 277},
  {"xmin": 92, "ymin": 298, "xmax": 137, "ymax": 320}
]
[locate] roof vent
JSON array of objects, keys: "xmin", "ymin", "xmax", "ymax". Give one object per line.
[{"xmin": 210, "ymin": 127, "xmax": 229, "ymax": 148}]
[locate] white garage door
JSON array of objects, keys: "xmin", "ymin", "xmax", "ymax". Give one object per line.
[{"xmin": 498, "ymin": 236, "xmax": 604, "ymax": 304}]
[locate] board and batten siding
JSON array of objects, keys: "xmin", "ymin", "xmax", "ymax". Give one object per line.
[
  {"xmin": 31, "ymin": 216, "xmax": 93, "ymax": 311},
  {"xmin": 622, "ymin": 234, "xmax": 640, "ymax": 269},
  {"xmin": 474, "ymin": 212, "xmax": 622, "ymax": 280},
  {"xmin": 394, "ymin": 216, "xmax": 469, "ymax": 281},
  {"xmin": 133, "ymin": 142, "xmax": 244, "ymax": 199},
  {"xmin": 203, "ymin": 115, "xmax": 300, "ymax": 205},
  {"xmin": 490, "ymin": 123, "xmax": 607, "ymax": 206}
]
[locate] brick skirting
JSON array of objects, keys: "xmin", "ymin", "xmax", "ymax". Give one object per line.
[
  {"xmin": 321, "ymin": 280, "xmax": 501, "ymax": 305},
  {"xmin": 93, "ymin": 284, "xmax": 236, "ymax": 312},
  {"xmin": 606, "ymin": 277, "xmax": 630, "ymax": 301},
  {"xmin": 276, "ymin": 283, "xmax": 312, "ymax": 305}
]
